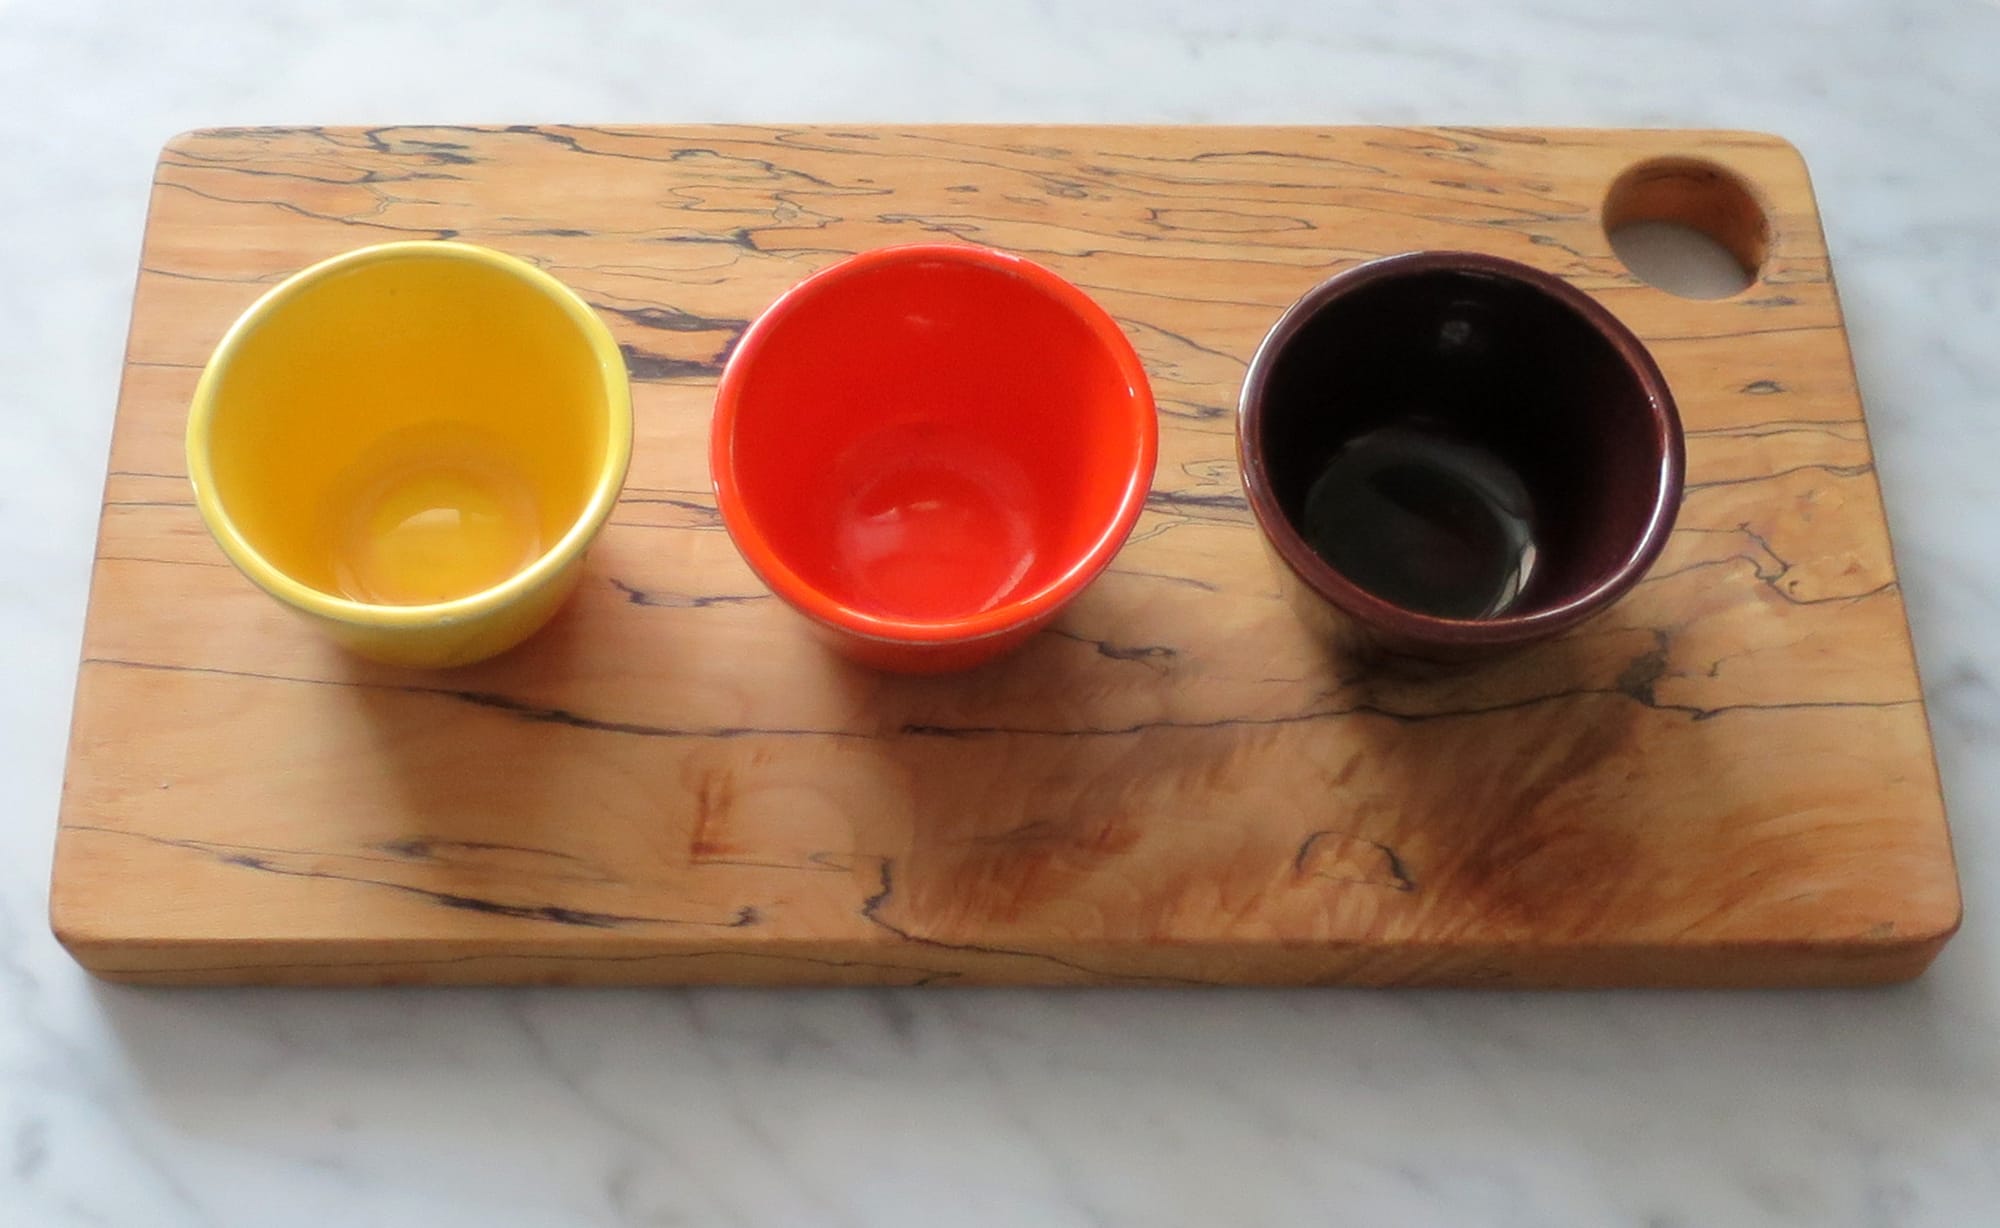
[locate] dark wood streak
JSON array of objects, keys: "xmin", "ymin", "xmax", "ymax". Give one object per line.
[
  {"xmin": 157, "ymin": 180, "xmax": 458, "ymax": 239},
  {"xmin": 1104, "ymin": 566, "xmax": 1220, "ymax": 593},
  {"xmin": 160, "ymin": 156, "xmax": 461, "ymax": 188},
  {"xmin": 1126, "ymin": 171, "xmax": 1583, "ymax": 227},
  {"xmin": 858, "ymin": 859, "xmax": 1214, "ymax": 986},
  {"xmin": 64, "ymin": 827, "xmax": 477, "ymax": 873},
  {"xmin": 595, "ymin": 303, "xmax": 749, "ymax": 334},
  {"xmin": 846, "ymin": 136, "xmax": 1138, "ymax": 202},
  {"xmin": 1046, "ymin": 628, "xmax": 1179, "ymax": 666},
  {"xmin": 1072, "ymin": 279, "xmax": 1289, "ymax": 312},
  {"xmin": 971, "ymin": 140, "xmax": 1528, "ymax": 223},
  {"xmin": 1513, "ymin": 230, "xmax": 1611, "ymax": 267},
  {"xmin": 618, "ymin": 342, "xmax": 724, "ymax": 382},
  {"xmin": 91, "ymin": 653, "xmax": 1916, "ymax": 743},
  {"xmin": 884, "ymin": 198, "xmax": 1449, "ymax": 257},
  {"xmin": 1762, "ymin": 578, "xmax": 1899, "ymax": 608},
  {"xmin": 1126, "ymin": 318, "xmax": 1247, "ymax": 367},
  {"xmin": 1666, "ymin": 521, "xmax": 1895, "ymax": 607},
  {"xmin": 1441, "ymin": 126, "xmax": 1550, "ymax": 147},
  {"xmin": 1292, "ymin": 830, "xmax": 1418, "ymax": 893},
  {"xmin": 1153, "ymin": 399, "xmax": 1234, "ymax": 428},
  {"xmin": 692, "ymin": 854, "xmax": 851, "ymax": 874},
  {"xmin": 875, "ymin": 131, "xmax": 1572, "ymax": 245},
  {"xmin": 1645, "ymin": 322, "xmax": 1841, "ymax": 344},
  {"xmin": 1144, "ymin": 489, "xmax": 1252, "ymax": 522},
  {"xmin": 1683, "ymin": 461, "xmax": 1874, "ymax": 493},
  {"xmin": 1093, "ymin": 144, "xmax": 1392, "ymax": 176},
  {"xmin": 615, "ymin": 492, "xmax": 721, "ymax": 523},
  {"xmin": 1684, "ymin": 419, "xmax": 1864, "ymax": 440},
  {"xmin": 87, "ymin": 947, "xmax": 957, "ymax": 983},
  {"xmin": 357, "ymin": 126, "xmax": 478, "ymax": 165},
  {"xmin": 140, "ymin": 265, "xmax": 282, "ymax": 284},
  {"xmin": 64, "ymin": 824, "xmax": 755, "ymax": 931},
  {"xmin": 768, "ymin": 128, "xmax": 884, "ymax": 146},
  {"xmin": 1146, "ymin": 488, "xmax": 1249, "ymax": 512},
  {"xmin": 1120, "ymin": 514, "xmax": 1229, "ymax": 548},
  {"xmin": 636, "ymin": 226, "xmax": 765, "ymax": 253},
  {"xmin": 86, "ymin": 656, "xmax": 875, "ymax": 741},
  {"xmin": 1613, "ymin": 630, "xmax": 1673, "ymax": 706},
  {"xmin": 508, "ymin": 125, "xmax": 861, "ymax": 198},
  {"xmin": 1640, "ymin": 550, "xmax": 1898, "ymax": 609},
  {"xmin": 374, "ymin": 835, "xmax": 599, "ymax": 866},
  {"xmin": 901, "ymin": 689, "xmax": 1921, "ymax": 738},
  {"xmin": 608, "ymin": 578, "xmax": 766, "ymax": 609}
]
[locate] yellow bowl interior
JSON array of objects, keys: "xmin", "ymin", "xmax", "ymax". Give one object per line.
[{"xmin": 193, "ymin": 243, "xmax": 626, "ymax": 616}]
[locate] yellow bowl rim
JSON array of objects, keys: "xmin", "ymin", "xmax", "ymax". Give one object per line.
[{"xmin": 184, "ymin": 240, "xmax": 634, "ymax": 629}]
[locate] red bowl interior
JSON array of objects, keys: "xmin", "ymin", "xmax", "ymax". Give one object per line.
[{"xmin": 713, "ymin": 245, "xmax": 1156, "ymax": 642}]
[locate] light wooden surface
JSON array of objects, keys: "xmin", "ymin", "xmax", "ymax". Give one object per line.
[{"xmin": 51, "ymin": 125, "xmax": 1959, "ymax": 986}]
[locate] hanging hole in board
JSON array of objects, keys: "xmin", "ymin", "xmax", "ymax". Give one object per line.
[{"xmin": 1603, "ymin": 158, "xmax": 1769, "ymax": 300}]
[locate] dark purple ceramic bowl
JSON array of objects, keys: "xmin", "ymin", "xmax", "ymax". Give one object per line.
[{"xmin": 1237, "ymin": 251, "xmax": 1684, "ymax": 658}]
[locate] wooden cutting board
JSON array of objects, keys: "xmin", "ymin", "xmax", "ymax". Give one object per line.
[{"xmin": 51, "ymin": 125, "xmax": 1960, "ymax": 987}]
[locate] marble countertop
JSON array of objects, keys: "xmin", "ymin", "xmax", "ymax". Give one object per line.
[{"xmin": 5, "ymin": 2, "xmax": 1997, "ymax": 1223}]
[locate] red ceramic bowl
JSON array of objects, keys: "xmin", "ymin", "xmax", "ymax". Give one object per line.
[{"xmin": 711, "ymin": 244, "xmax": 1158, "ymax": 673}]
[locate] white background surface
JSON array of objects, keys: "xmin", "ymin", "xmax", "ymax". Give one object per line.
[{"xmin": 5, "ymin": 2, "xmax": 1998, "ymax": 1224}]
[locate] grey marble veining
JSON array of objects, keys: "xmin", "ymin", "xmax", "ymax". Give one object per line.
[{"xmin": 4, "ymin": 1, "xmax": 1998, "ymax": 1224}]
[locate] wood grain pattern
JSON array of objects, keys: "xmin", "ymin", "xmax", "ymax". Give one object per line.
[{"xmin": 51, "ymin": 125, "xmax": 1959, "ymax": 986}]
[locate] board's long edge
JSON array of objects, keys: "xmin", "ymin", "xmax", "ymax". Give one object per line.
[{"xmin": 57, "ymin": 932, "xmax": 1951, "ymax": 989}]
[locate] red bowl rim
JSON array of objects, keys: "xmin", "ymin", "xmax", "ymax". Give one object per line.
[{"xmin": 711, "ymin": 242, "xmax": 1159, "ymax": 646}]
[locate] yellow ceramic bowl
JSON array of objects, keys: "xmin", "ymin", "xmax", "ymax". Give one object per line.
[{"xmin": 187, "ymin": 241, "xmax": 632, "ymax": 668}]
